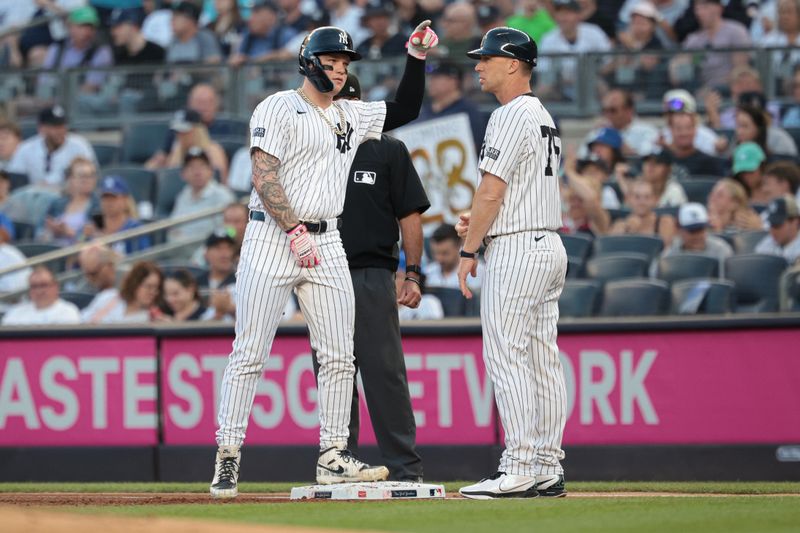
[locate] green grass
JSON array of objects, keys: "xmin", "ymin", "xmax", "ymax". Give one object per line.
[
  {"xmin": 3, "ymin": 481, "xmax": 800, "ymax": 494},
  {"xmin": 5, "ymin": 482, "xmax": 799, "ymax": 532},
  {"xmin": 71, "ymin": 497, "xmax": 800, "ymax": 533}
]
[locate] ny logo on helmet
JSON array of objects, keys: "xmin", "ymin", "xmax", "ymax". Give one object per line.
[{"xmin": 338, "ymin": 31, "xmax": 348, "ymax": 45}]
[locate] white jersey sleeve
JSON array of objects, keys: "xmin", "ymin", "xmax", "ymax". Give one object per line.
[
  {"xmin": 479, "ymin": 105, "xmax": 530, "ymax": 183},
  {"xmin": 339, "ymin": 99, "xmax": 386, "ymax": 141},
  {"xmin": 249, "ymin": 96, "xmax": 293, "ymax": 161}
]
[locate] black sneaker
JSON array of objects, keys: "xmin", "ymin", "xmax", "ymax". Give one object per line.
[
  {"xmin": 536, "ymin": 473, "xmax": 567, "ymax": 497},
  {"xmin": 210, "ymin": 446, "xmax": 240, "ymax": 499}
]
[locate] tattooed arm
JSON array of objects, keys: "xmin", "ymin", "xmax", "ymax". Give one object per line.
[{"xmin": 251, "ymin": 148, "xmax": 299, "ymax": 231}]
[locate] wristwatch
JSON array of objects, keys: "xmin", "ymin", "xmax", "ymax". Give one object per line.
[{"xmin": 405, "ymin": 264, "xmax": 422, "ymax": 276}]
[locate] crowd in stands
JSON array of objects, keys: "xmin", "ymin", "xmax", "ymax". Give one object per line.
[{"xmin": 1, "ymin": 0, "xmax": 800, "ymax": 323}]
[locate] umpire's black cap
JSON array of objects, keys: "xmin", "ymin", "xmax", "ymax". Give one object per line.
[
  {"xmin": 467, "ymin": 26, "xmax": 538, "ymax": 66},
  {"xmin": 336, "ymin": 73, "xmax": 361, "ymax": 100}
]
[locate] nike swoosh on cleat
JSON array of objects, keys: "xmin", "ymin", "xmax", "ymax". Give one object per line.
[
  {"xmin": 499, "ymin": 479, "xmax": 534, "ymax": 493},
  {"xmin": 317, "ymin": 465, "xmax": 345, "ymax": 474}
]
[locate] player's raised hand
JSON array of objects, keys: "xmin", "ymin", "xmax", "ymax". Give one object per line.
[
  {"xmin": 287, "ymin": 224, "xmax": 320, "ymax": 268},
  {"xmin": 407, "ymin": 20, "xmax": 438, "ymax": 60}
]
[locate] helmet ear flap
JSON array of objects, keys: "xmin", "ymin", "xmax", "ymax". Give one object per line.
[{"xmin": 300, "ymin": 54, "xmax": 335, "ymax": 93}]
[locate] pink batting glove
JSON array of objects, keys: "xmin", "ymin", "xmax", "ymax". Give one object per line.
[
  {"xmin": 287, "ymin": 224, "xmax": 320, "ymax": 268},
  {"xmin": 407, "ymin": 20, "xmax": 438, "ymax": 60}
]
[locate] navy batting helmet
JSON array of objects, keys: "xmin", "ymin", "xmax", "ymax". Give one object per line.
[
  {"xmin": 299, "ymin": 26, "xmax": 361, "ymax": 93},
  {"xmin": 467, "ymin": 27, "xmax": 537, "ymax": 66}
]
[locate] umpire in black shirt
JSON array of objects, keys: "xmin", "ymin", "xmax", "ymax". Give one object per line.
[{"xmin": 312, "ymin": 74, "xmax": 430, "ymax": 482}]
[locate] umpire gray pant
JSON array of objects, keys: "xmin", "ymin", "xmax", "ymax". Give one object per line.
[{"xmin": 312, "ymin": 267, "xmax": 423, "ymax": 481}]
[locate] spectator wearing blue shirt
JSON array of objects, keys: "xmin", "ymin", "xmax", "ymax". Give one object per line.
[
  {"xmin": 81, "ymin": 176, "xmax": 152, "ymax": 256},
  {"xmin": 416, "ymin": 62, "xmax": 488, "ymax": 153},
  {"xmin": 227, "ymin": 1, "xmax": 297, "ymax": 67}
]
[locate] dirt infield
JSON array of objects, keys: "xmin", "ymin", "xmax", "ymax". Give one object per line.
[
  {"xmin": 3, "ymin": 491, "xmax": 799, "ymax": 506},
  {"xmin": 0, "ymin": 506, "xmax": 360, "ymax": 533}
]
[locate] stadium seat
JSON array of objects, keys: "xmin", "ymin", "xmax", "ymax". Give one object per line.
[
  {"xmin": 606, "ymin": 208, "xmax": 631, "ymax": 222},
  {"xmin": 5, "ymin": 172, "xmax": 29, "ymax": 192},
  {"xmin": 785, "ymin": 128, "xmax": 800, "ymax": 151},
  {"xmin": 680, "ymin": 179, "xmax": 717, "ymax": 204},
  {"xmin": 215, "ymin": 136, "xmax": 247, "ymax": 166},
  {"xmin": 585, "ymin": 253, "xmax": 651, "ymax": 282},
  {"xmin": 558, "ymin": 280, "xmax": 601, "ymax": 318},
  {"xmin": 11, "ymin": 220, "xmax": 35, "ymax": 241},
  {"xmin": 210, "ymin": 117, "xmax": 250, "ymax": 139},
  {"xmin": 654, "ymin": 206, "xmax": 679, "ymax": 219},
  {"xmin": 426, "ymin": 287, "xmax": 478, "ymax": 317},
  {"xmin": 566, "ymin": 256, "xmax": 585, "ymax": 278},
  {"xmin": 779, "ymin": 265, "xmax": 800, "ymax": 312},
  {"xmin": 101, "ymin": 167, "xmax": 158, "ymax": 206},
  {"xmin": 593, "ymin": 235, "xmax": 664, "ymax": 260},
  {"xmin": 656, "ymin": 253, "xmax": 719, "ymax": 283},
  {"xmin": 14, "ymin": 241, "xmax": 66, "ymax": 272},
  {"xmin": 725, "ymin": 254, "xmax": 788, "ymax": 312},
  {"xmin": 157, "ymin": 262, "xmax": 208, "ymax": 280},
  {"xmin": 560, "ymin": 233, "xmax": 593, "ymax": 261},
  {"xmin": 671, "ymin": 278, "xmax": 735, "ymax": 315},
  {"xmin": 60, "ymin": 291, "xmax": 95, "ymax": 310},
  {"xmin": 155, "ymin": 168, "xmax": 185, "ymax": 218},
  {"xmin": 92, "ymin": 143, "xmax": 119, "ymax": 167},
  {"xmin": 19, "ymin": 121, "xmax": 37, "ymax": 140},
  {"xmin": 732, "ymin": 230, "xmax": 768, "ymax": 254},
  {"xmin": 120, "ymin": 120, "xmax": 170, "ymax": 164},
  {"xmin": 599, "ymin": 278, "xmax": 670, "ymax": 316}
]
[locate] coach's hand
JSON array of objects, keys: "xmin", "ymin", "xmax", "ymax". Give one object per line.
[
  {"xmin": 458, "ymin": 257, "xmax": 477, "ymax": 299},
  {"xmin": 287, "ymin": 224, "xmax": 320, "ymax": 268},
  {"xmin": 455, "ymin": 212, "xmax": 470, "ymax": 239},
  {"xmin": 398, "ymin": 278, "xmax": 422, "ymax": 308},
  {"xmin": 407, "ymin": 20, "xmax": 439, "ymax": 60}
]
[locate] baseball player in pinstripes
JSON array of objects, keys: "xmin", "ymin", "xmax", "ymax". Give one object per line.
[
  {"xmin": 456, "ymin": 27, "xmax": 569, "ymax": 499},
  {"xmin": 209, "ymin": 23, "xmax": 438, "ymax": 499}
]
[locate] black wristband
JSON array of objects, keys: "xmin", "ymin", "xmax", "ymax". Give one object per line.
[
  {"xmin": 406, "ymin": 264, "xmax": 422, "ymax": 275},
  {"xmin": 405, "ymin": 276, "xmax": 421, "ymax": 286},
  {"xmin": 460, "ymin": 250, "xmax": 476, "ymax": 259}
]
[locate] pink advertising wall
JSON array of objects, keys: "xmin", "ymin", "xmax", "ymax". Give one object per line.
[
  {"xmin": 0, "ymin": 337, "xmax": 158, "ymax": 446},
  {"xmin": 2, "ymin": 328, "xmax": 799, "ymax": 446}
]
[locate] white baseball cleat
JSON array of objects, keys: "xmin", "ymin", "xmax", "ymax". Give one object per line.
[
  {"xmin": 535, "ymin": 473, "xmax": 567, "ymax": 497},
  {"xmin": 459, "ymin": 472, "xmax": 538, "ymax": 500},
  {"xmin": 316, "ymin": 446, "xmax": 389, "ymax": 485},
  {"xmin": 210, "ymin": 445, "xmax": 241, "ymax": 499}
]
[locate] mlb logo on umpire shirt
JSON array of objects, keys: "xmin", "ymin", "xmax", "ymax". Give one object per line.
[{"xmin": 354, "ymin": 171, "xmax": 376, "ymax": 185}]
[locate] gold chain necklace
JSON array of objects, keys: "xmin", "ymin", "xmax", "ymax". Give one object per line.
[{"xmin": 296, "ymin": 88, "xmax": 346, "ymax": 136}]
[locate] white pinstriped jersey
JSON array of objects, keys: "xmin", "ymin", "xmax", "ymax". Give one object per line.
[
  {"xmin": 478, "ymin": 94, "xmax": 562, "ymax": 235},
  {"xmin": 248, "ymin": 90, "xmax": 386, "ymax": 220}
]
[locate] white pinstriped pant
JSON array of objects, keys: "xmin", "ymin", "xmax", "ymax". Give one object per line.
[
  {"xmin": 216, "ymin": 218, "xmax": 355, "ymax": 449},
  {"xmin": 481, "ymin": 230, "xmax": 568, "ymax": 477}
]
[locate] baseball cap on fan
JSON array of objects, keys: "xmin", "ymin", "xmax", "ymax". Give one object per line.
[
  {"xmin": 663, "ymin": 89, "xmax": 697, "ymax": 114},
  {"xmin": 766, "ymin": 195, "xmax": 800, "ymax": 227},
  {"xmin": 630, "ymin": 1, "xmax": 663, "ymax": 21},
  {"xmin": 100, "ymin": 175, "xmax": 131, "ymax": 196},
  {"xmin": 38, "ymin": 105, "xmax": 67, "ymax": 126},
  {"xmin": 553, "ymin": 0, "xmax": 581, "ymax": 10},
  {"xmin": 337, "ymin": 73, "xmax": 362, "ymax": 100},
  {"xmin": 678, "ymin": 203, "xmax": 709, "ymax": 231},
  {"xmin": 109, "ymin": 7, "xmax": 144, "ymax": 27},
  {"xmin": 184, "ymin": 145, "xmax": 211, "ymax": 165},
  {"xmin": 732, "ymin": 142, "xmax": 766, "ymax": 174}
]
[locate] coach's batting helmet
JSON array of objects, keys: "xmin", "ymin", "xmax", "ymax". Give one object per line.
[
  {"xmin": 299, "ymin": 26, "xmax": 361, "ymax": 93},
  {"xmin": 467, "ymin": 27, "xmax": 537, "ymax": 66}
]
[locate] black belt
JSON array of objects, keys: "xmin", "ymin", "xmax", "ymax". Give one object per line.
[{"xmin": 249, "ymin": 211, "xmax": 342, "ymax": 234}]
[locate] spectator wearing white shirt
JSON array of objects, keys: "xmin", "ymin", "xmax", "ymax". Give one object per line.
[
  {"xmin": 587, "ymin": 89, "xmax": 660, "ymax": 157},
  {"xmin": 618, "ymin": 0, "xmax": 687, "ymax": 47},
  {"xmin": 660, "ymin": 89, "xmax": 727, "ymax": 156},
  {"xmin": 656, "ymin": 202, "xmax": 733, "ymax": 276},
  {"xmin": 1, "ymin": 267, "xmax": 81, "ymax": 326},
  {"xmin": 77, "ymin": 244, "xmax": 123, "ymax": 324},
  {"xmin": 0, "ymin": 235, "xmax": 30, "ymax": 295},
  {"xmin": 424, "ymin": 223, "xmax": 482, "ymax": 291},
  {"xmin": 537, "ymin": 0, "xmax": 611, "ymax": 100},
  {"xmin": 168, "ymin": 146, "xmax": 235, "ymax": 242},
  {"xmin": 142, "ymin": 0, "xmax": 174, "ymax": 48},
  {"xmin": 755, "ymin": 195, "xmax": 800, "ymax": 264},
  {"xmin": 324, "ymin": 0, "xmax": 368, "ymax": 48},
  {"xmin": 6, "ymin": 106, "xmax": 96, "ymax": 189}
]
